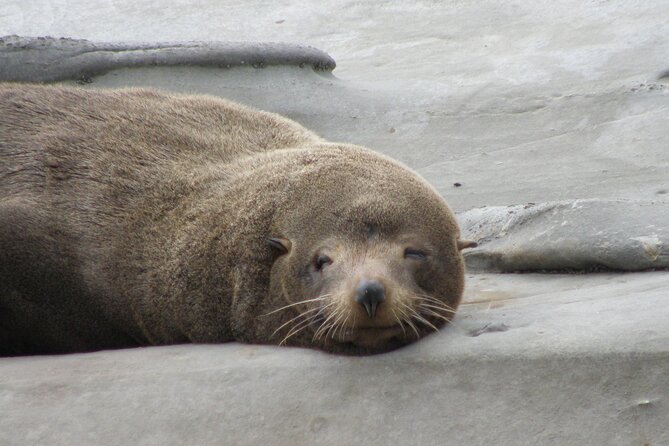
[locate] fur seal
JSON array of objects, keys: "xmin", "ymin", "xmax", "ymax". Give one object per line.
[{"xmin": 0, "ymin": 84, "xmax": 475, "ymax": 356}]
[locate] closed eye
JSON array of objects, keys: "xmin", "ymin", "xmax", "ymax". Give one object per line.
[
  {"xmin": 314, "ymin": 254, "xmax": 333, "ymax": 271},
  {"xmin": 404, "ymin": 248, "xmax": 429, "ymax": 260}
]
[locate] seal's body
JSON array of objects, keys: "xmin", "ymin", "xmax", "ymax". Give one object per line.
[{"xmin": 0, "ymin": 84, "xmax": 471, "ymax": 356}]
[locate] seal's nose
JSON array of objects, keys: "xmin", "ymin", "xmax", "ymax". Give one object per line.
[{"xmin": 355, "ymin": 279, "xmax": 385, "ymax": 318}]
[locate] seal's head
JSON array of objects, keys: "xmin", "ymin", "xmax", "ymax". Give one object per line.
[{"xmin": 263, "ymin": 146, "xmax": 475, "ymax": 354}]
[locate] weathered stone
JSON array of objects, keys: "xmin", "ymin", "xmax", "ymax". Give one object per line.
[{"xmin": 459, "ymin": 199, "xmax": 669, "ymax": 271}]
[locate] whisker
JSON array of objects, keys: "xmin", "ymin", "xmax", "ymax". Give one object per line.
[
  {"xmin": 325, "ymin": 308, "xmax": 347, "ymax": 340},
  {"xmin": 261, "ymin": 294, "xmax": 331, "ymax": 317},
  {"xmin": 411, "ymin": 293, "xmax": 457, "ymax": 312},
  {"xmin": 396, "ymin": 303, "xmax": 420, "ymax": 338},
  {"xmin": 280, "ymin": 317, "xmax": 317, "ymax": 345},
  {"xmin": 408, "ymin": 307, "xmax": 440, "ymax": 333},
  {"xmin": 306, "ymin": 301, "xmax": 338, "ymax": 331},
  {"xmin": 278, "ymin": 301, "xmax": 338, "ymax": 344},
  {"xmin": 414, "ymin": 294, "xmax": 456, "ymax": 311},
  {"xmin": 391, "ymin": 309, "xmax": 407, "ymax": 337},
  {"xmin": 335, "ymin": 310, "xmax": 351, "ymax": 341},
  {"xmin": 399, "ymin": 300, "xmax": 439, "ymax": 333},
  {"xmin": 414, "ymin": 293, "xmax": 455, "ymax": 306},
  {"xmin": 271, "ymin": 306, "xmax": 323, "ymax": 337},
  {"xmin": 417, "ymin": 302, "xmax": 456, "ymax": 314},
  {"xmin": 420, "ymin": 306, "xmax": 461, "ymax": 330},
  {"xmin": 419, "ymin": 306, "xmax": 451, "ymax": 322},
  {"xmin": 313, "ymin": 307, "xmax": 340, "ymax": 340}
]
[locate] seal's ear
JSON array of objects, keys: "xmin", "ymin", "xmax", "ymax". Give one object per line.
[
  {"xmin": 457, "ymin": 239, "xmax": 478, "ymax": 250},
  {"xmin": 267, "ymin": 237, "xmax": 292, "ymax": 256}
]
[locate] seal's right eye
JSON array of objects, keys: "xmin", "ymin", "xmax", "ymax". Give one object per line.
[
  {"xmin": 314, "ymin": 254, "xmax": 333, "ymax": 271},
  {"xmin": 404, "ymin": 248, "xmax": 428, "ymax": 261}
]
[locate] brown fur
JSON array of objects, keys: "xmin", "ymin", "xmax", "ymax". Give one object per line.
[{"xmin": 0, "ymin": 84, "xmax": 468, "ymax": 356}]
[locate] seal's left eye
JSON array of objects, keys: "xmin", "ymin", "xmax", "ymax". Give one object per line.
[
  {"xmin": 315, "ymin": 254, "xmax": 333, "ymax": 271},
  {"xmin": 404, "ymin": 248, "xmax": 428, "ymax": 261}
]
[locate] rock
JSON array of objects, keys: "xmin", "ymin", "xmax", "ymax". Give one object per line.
[{"xmin": 458, "ymin": 199, "xmax": 669, "ymax": 271}]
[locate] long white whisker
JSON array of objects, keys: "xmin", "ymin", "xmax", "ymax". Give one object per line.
[
  {"xmin": 415, "ymin": 294, "xmax": 456, "ymax": 311},
  {"xmin": 271, "ymin": 306, "xmax": 323, "ymax": 337},
  {"xmin": 397, "ymin": 303, "xmax": 420, "ymax": 338},
  {"xmin": 335, "ymin": 310, "xmax": 351, "ymax": 341},
  {"xmin": 391, "ymin": 309, "xmax": 407, "ymax": 337},
  {"xmin": 325, "ymin": 307, "xmax": 348, "ymax": 340},
  {"xmin": 313, "ymin": 307, "xmax": 340, "ymax": 340},
  {"xmin": 278, "ymin": 301, "xmax": 338, "ymax": 344},
  {"xmin": 280, "ymin": 317, "xmax": 317, "ymax": 345},
  {"xmin": 420, "ymin": 306, "xmax": 461, "ymax": 329},
  {"xmin": 419, "ymin": 307, "xmax": 451, "ymax": 322},
  {"xmin": 261, "ymin": 295, "xmax": 331, "ymax": 317},
  {"xmin": 417, "ymin": 302, "xmax": 456, "ymax": 314},
  {"xmin": 407, "ymin": 307, "xmax": 440, "ymax": 332}
]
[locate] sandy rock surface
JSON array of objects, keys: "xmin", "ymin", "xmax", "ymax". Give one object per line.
[
  {"xmin": 459, "ymin": 199, "xmax": 669, "ymax": 271},
  {"xmin": 1, "ymin": 1, "xmax": 668, "ymax": 445},
  {"xmin": 2, "ymin": 272, "xmax": 668, "ymax": 445}
]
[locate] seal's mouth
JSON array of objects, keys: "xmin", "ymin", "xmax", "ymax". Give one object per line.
[
  {"xmin": 337, "ymin": 324, "xmax": 406, "ymax": 349},
  {"xmin": 302, "ymin": 298, "xmax": 448, "ymax": 353}
]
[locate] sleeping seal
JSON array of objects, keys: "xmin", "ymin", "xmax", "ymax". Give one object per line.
[{"xmin": 0, "ymin": 84, "xmax": 474, "ymax": 355}]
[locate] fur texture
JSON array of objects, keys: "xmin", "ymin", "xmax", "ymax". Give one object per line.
[{"xmin": 0, "ymin": 84, "xmax": 467, "ymax": 355}]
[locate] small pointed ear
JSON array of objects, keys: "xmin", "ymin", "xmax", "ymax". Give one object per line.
[
  {"xmin": 267, "ymin": 237, "xmax": 292, "ymax": 255},
  {"xmin": 457, "ymin": 239, "xmax": 478, "ymax": 250}
]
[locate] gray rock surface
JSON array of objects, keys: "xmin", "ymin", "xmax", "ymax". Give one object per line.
[
  {"xmin": 0, "ymin": 35, "xmax": 335, "ymax": 82},
  {"xmin": 1, "ymin": 36, "xmax": 666, "ymax": 272},
  {"xmin": 2, "ymin": 0, "xmax": 669, "ymax": 211},
  {"xmin": 459, "ymin": 199, "xmax": 669, "ymax": 271},
  {"xmin": 2, "ymin": 272, "xmax": 668, "ymax": 446},
  {"xmin": 1, "ymin": 1, "xmax": 669, "ymax": 445}
]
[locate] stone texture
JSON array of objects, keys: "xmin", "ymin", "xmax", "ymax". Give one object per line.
[
  {"xmin": 0, "ymin": 35, "xmax": 335, "ymax": 82},
  {"xmin": 1, "ymin": 272, "xmax": 668, "ymax": 446},
  {"xmin": 459, "ymin": 199, "xmax": 669, "ymax": 271}
]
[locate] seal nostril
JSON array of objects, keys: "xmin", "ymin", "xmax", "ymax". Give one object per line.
[{"xmin": 354, "ymin": 279, "xmax": 385, "ymax": 318}]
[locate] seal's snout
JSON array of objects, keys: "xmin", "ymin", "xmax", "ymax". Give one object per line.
[{"xmin": 354, "ymin": 279, "xmax": 385, "ymax": 318}]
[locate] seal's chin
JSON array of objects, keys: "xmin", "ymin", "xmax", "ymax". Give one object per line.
[{"xmin": 338, "ymin": 325, "xmax": 407, "ymax": 350}]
